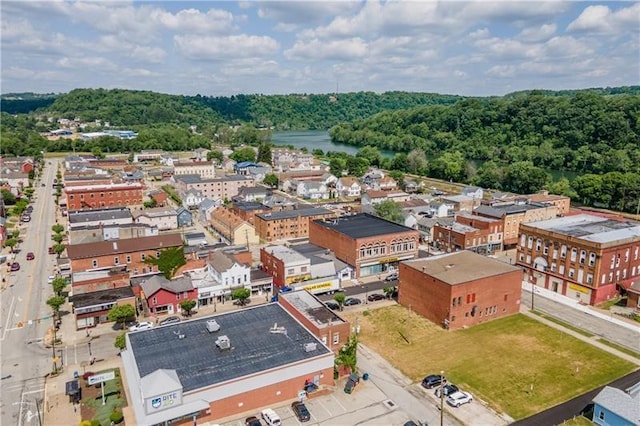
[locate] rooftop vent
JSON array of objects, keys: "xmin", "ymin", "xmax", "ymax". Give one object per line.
[
  {"xmin": 215, "ymin": 335, "xmax": 230, "ymax": 350},
  {"xmin": 269, "ymin": 322, "xmax": 287, "ymax": 335},
  {"xmin": 206, "ymin": 319, "xmax": 220, "ymax": 333},
  {"xmin": 303, "ymin": 343, "xmax": 317, "ymax": 352}
]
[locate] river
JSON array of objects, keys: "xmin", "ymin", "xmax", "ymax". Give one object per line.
[{"xmin": 270, "ymin": 130, "xmax": 579, "ymax": 181}]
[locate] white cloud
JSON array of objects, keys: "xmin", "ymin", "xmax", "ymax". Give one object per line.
[
  {"xmin": 56, "ymin": 56, "xmax": 118, "ymax": 71},
  {"xmin": 150, "ymin": 8, "xmax": 235, "ymax": 33},
  {"xmin": 284, "ymin": 38, "xmax": 368, "ymax": 61},
  {"xmin": 174, "ymin": 34, "xmax": 279, "ymax": 60},
  {"xmin": 568, "ymin": 3, "xmax": 640, "ymax": 35},
  {"xmin": 516, "ymin": 23, "xmax": 557, "ymax": 42},
  {"xmin": 130, "ymin": 46, "xmax": 167, "ymax": 64},
  {"xmin": 258, "ymin": 1, "xmax": 360, "ymax": 26}
]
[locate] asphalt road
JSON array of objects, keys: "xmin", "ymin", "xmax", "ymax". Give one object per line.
[
  {"xmin": 512, "ymin": 369, "xmax": 640, "ymax": 426},
  {"xmin": 521, "ymin": 289, "xmax": 640, "ymax": 353},
  {"xmin": 1, "ymin": 160, "xmax": 60, "ymax": 426}
]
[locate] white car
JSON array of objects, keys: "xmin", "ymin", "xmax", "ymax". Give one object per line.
[
  {"xmin": 129, "ymin": 321, "xmax": 154, "ymax": 332},
  {"xmin": 446, "ymin": 391, "xmax": 473, "ymax": 407},
  {"xmin": 47, "ymin": 276, "xmax": 56, "ymax": 284}
]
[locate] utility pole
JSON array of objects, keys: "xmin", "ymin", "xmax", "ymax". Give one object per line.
[{"xmin": 440, "ymin": 370, "xmax": 445, "ymax": 426}]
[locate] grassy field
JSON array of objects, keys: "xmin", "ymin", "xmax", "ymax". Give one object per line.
[
  {"xmin": 345, "ymin": 307, "xmax": 636, "ymax": 420},
  {"xmin": 560, "ymin": 415, "xmax": 594, "ymax": 425}
]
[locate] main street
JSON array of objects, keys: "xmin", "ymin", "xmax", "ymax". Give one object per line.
[{"xmin": 1, "ymin": 160, "xmax": 60, "ymax": 426}]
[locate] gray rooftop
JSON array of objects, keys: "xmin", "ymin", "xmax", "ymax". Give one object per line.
[
  {"xmin": 524, "ymin": 214, "xmax": 640, "ymax": 244},
  {"xmin": 68, "ymin": 208, "xmax": 132, "ymax": 224},
  {"xmin": 127, "ymin": 303, "xmax": 330, "ymax": 392},
  {"xmin": 313, "ymin": 213, "xmax": 415, "ymax": 239},
  {"xmin": 592, "ymin": 384, "xmax": 640, "ymax": 424},
  {"xmin": 69, "ymin": 286, "xmax": 134, "ymax": 308},
  {"xmin": 280, "ymin": 291, "xmax": 346, "ymax": 328},
  {"xmin": 256, "ymin": 207, "xmax": 331, "ymax": 221},
  {"xmin": 474, "ymin": 201, "xmax": 550, "ymax": 218}
]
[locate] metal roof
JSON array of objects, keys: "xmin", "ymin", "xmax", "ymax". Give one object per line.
[
  {"xmin": 127, "ymin": 303, "xmax": 330, "ymax": 392},
  {"xmin": 524, "ymin": 214, "xmax": 640, "ymax": 243},
  {"xmin": 256, "ymin": 207, "xmax": 331, "ymax": 221}
]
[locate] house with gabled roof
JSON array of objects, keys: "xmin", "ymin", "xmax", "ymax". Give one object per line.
[
  {"xmin": 182, "ymin": 188, "xmax": 205, "ymax": 210},
  {"xmin": 139, "ymin": 275, "xmax": 197, "ymax": 316},
  {"xmin": 209, "ymin": 207, "xmax": 259, "ymax": 246},
  {"xmin": 133, "ymin": 207, "xmax": 178, "ymax": 230},
  {"xmin": 336, "ymin": 177, "xmax": 362, "ymax": 197},
  {"xmin": 176, "ymin": 207, "xmax": 193, "ymax": 227},
  {"xmin": 592, "ymin": 381, "xmax": 640, "ymax": 425},
  {"xmin": 297, "ymin": 180, "xmax": 329, "ymax": 200}
]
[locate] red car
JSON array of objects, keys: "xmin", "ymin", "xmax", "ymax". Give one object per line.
[
  {"xmin": 26, "ymin": 252, "xmax": 35, "ymax": 261},
  {"xmin": 48, "ymin": 247, "xmax": 55, "ymax": 255},
  {"xmin": 10, "ymin": 262, "xmax": 20, "ymax": 271}
]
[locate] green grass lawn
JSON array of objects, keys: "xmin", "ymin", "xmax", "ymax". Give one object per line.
[
  {"xmin": 561, "ymin": 415, "xmax": 594, "ymax": 425},
  {"xmin": 346, "ymin": 307, "xmax": 636, "ymax": 420},
  {"xmin": 82, "ymin": 368, "xmax": 126, "ymax": 426}
]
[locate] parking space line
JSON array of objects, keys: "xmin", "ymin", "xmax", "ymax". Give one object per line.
[
  {"xmin": 330, "ymin": 394, "xmax": 347, "ymax": 412},
  {"xmin": 314, "ymin": 398, "xmax": 333, "ymax": 419}
]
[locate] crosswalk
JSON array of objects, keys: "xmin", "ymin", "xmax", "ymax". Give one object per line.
[{"xmin": 2, "ymin": 376, "xmax": 45, "ymax": 426}]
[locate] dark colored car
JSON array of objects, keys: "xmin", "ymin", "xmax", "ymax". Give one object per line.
[
  {"xmin": 434, "ymin": 383, "xmax": 459, "ymax": 398},
  {"xmin": 48, "ymin": 246, "xmax": 55, "ymax": 255},
  {"xmin": 344, "ymin": 373, "xmax": 360, "ymax": 394},
  {"xmin": 245, "ymin": 416, "xmax": 263, "ymax": 426},
  {"xmin": 325, "ymin": 301, "xmax": 340, "ymax": 310},
  {"xmin": 385, "ymin": 272, "xmax": 399, "ymax": 281},
  {"xmin": 421, "ymin": 374, "xmax": 444, "ymax": 389},
  {"xmin": 26, "ymin": 252, "xmax": 35, "ymax": 261},
  {"xmin": 159, "ymin": 316, "xmax": 181, "ymax": 326},
  {"xmin": 367, "ymin": 293, "xmax": 386, "ymax": 302},
  {"xmin": 291, "ymin": 401, "xmax": 311, "ymax": 422},
  {"xmin": 10, "ymin": 262, "xmax": 20, "ymax": 272},
  {"xmin": 343, "ymin": 297, "xmax": 362, "ymax": 306}
]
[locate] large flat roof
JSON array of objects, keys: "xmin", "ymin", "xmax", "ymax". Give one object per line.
[
  {"xmin": 256, "ymin": 207, "xmax": 331, "ymax": 221},
  {"xmin": 313, "ymin": 213, "xmax": 415, "ymax": 239},
  {"xmin": 127, "ymin": 303, "xmax": 330, "ymax": 392},
  {"xmin": 523, "ymin": 214, "xmax": 640, "ymax": 244},
  {"xmin": 403, "ymin": 251, "xmax": 521, "ymax": 285}
]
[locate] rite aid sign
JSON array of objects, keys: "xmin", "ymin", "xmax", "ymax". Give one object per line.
[
  {"xmin": 145, "ymin": 390, "xmax": 183, "ymax": 413},
  {"xmin": 87, "ymin": 371, "xmax": 115, "ymax": 385}
]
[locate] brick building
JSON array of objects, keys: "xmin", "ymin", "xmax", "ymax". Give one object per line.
[
  {"xmin": 64, "ymin": 182, "xmax": 144, "ymax": 210},
  {"xmin": 173, "ymin": 161, "xmax": 216, "ymax": 178},
  {"xmin": 517, "ymin": 214, "xmax": 640, "ymax": 305},
  {"xmin": 474, "ymin": 201, "xmax": 558, "ymax": 247},
  {"xmin": 67, "ymin": 233, "xmax": 184, "ymax": 277},
  {"xmin": 399, "ymin": 251, "xmax": 522, "ymax": 330},
  {"xmin": 254, "ymin": 208, "xmax": 336, "ymax": 242},
  {"xmin": 208, "ymin": 207, "xmax": 259, "ymax": 246},
  {"xmin": 260, "ymin": 245, "xmax": 311, "ymax": 287},
  {"xmin": 433, "ymin": 212, "xmax": 504, "ymax": 254},
  {"xmin": 309, "ymin": 213, "xmax": 420, "ymax": 278},
  {"xmin": 173, "ymin": 174, "xmax": 254, "ymax": 201}
]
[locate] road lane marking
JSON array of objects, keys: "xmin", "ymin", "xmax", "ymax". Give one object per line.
[{"xmin": 1, "ymin": 296, "xmax": 16, "ymax": 341}]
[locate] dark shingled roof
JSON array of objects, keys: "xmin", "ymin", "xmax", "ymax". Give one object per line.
[
  {"xmin": 67, "ymin": 233, "xmax": 183, "ymax": 259},
  {"xmin": 69, "ymin": 286, "xmax": 134, "ymax": 308},
  {"xmin": 127, "ymin": 303, "xmax": 330, "ymax": 392},
  {"xmin": 313, "ymin": 213, "xmax": 415, "ymax": 238}
]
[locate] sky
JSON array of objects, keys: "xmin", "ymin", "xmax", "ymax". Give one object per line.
[{"xmin": 1, "ymin": 1, "xmax": 638, "ymax": 97}]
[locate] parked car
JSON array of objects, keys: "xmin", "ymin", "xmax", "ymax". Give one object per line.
[
  {"xmin": 367, "ymin": 293, "xmax": 386, "ymax": 302},
  {"xmin": 343, "ymin": 297, "xmax": 362, "ymax": 306},
  {"xmin": 47, "ymin": 275, "xmax": 56, "ymax": 284},
  {"xmin": 48, "ymin": 246, "xmax": 55, "ymax": 255},
  {"xmin": 385, "ymin": 272, "xmax": 399, "ymax": 281},
  {"xmin": 434, "ymin": 383, "xmax": 459, "ymax": 398},
  {"xmin": 21, "ymin": 215, "xmax": 31, "ymax": 223},
  {"xmin": 10, "ymin": 262, "xmax": 20, "ymax": 272},
  {"xmin": 26, "ymin": 252, "xmax": 35, "ymax": 261},
  {"xmin": 245, "ymin": 416, "xmax": 263, "ymax": 426},
  {"xmin": 260, "ymin": 408, "xmax": 282, "ymax": 426},
  {"xmin": 129, "ymin": 321, "xmax": 154, "ymax": 332},
  {"xmin": 291, "ymin": 401, "xmax": 311, "ymax": 422},
  {"xmin": 446, "ymin": 391, "xmax": 473, "ymax": 407},
  {"xmin": 344, "ymin": 373, "xmax": 360, "ymax": 394},
  {"xmin": 421, "ymin": 374, "xmax": 444, "ymax": 389},
  {"xmin": 159, "ymin": 316, "xmax": 181, "ymax": 326},
  {"xmin": 325, "ymin": 301, "xmax": 340, "ymax": 310}
]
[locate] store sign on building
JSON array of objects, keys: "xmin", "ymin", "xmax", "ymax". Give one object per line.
[{"xmin": 145, "ymin": 389, "xmax": 183, "ymax": 413}]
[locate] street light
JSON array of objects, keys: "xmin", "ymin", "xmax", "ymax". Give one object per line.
[
  {"xmin": 362, "ymin": 285, "xmax": 368, "ymax": 304},
  {"xmin": 440, "ymin": 370, "xmax": 445, "ymax": 426}
]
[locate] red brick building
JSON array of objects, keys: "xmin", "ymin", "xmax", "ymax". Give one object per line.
[
  {"xmin": 309, "ymin": 213, "xmax": 420, "ymax": 278},
  {"xmin": 64, "ymin": 182, "xmax": 144, "ymax": 210},
  {"xmin": 517, "ymin": 214, "xmax": 640, "ymax": 305},
  {"xmin": 399, "ymin": 251, "xmax": 522, "ymax": 330},
  {"xmin": 255, "ymin": 208, "xmax": 336, "ymax": 242},
  {"xmin": 66, "ymin": 233, "xmax": 184, "ymax": 277},
  {"xmin": 148, "ymin": 189, "xmax": 168, "ymax": 207},
  {"xmin": 72, "ymin": 269, "xmax": 130, "ymax": 295}
]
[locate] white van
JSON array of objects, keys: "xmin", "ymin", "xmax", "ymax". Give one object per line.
[{"xmin": 260, "ymin": 408, "xmax": 282, "ymax": 426}]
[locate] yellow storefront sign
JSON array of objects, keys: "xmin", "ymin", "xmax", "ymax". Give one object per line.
[
  {"xmin": 378, "ymin": 257, "xmax": 399, "ymax": 264},
  {"xmin": 301, "ymin": 282, "xmax": 333, "ymax": 292},
  {"xmin": 569, "ymin": 284, "xmax": 589, "ymax": 294}
]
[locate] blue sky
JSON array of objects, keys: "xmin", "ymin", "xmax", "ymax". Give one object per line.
[{"xmin": 1, "ymin": 1, "xmax": 638, "ymax": 97}]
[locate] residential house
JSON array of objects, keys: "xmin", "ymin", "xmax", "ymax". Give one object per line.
[
  {"xmin": 361, "ymin": 190, "xmax": 411, "ymax": 213},
  {"xmin": 184, "ymin": 232, "xmax": 207, "ymax": 247},
  {"xmin": 0, "ymin": 171, "xmax": 29, "ymax": 196},
  {"xmin": 176, "ymin": 207, "xmax": 193, "ymax": 227},
  {"xmin": 140, "ymin": 275, "xmax": 197, "ymax": 316},
  {"xmin": 148, "ymin": 189, "xmax": 168, "ymax": 207},
  {"xmin": 220, "ymin": 158, "xmax": 236, "ymax": 173},
  {"xmin": 592, "ymin": 382, "xmax": 640, "ymax": 426},
  {"xmin": 461, "ymin": 186, "xmax": 484, "ymax": 200},
  {"xmin": 197, "ymin": 198, "xmax": 221, "ymax": 225},
  {"xmin": 441, "ymin": 195, "xmax": 481, "ymax": 212},
  {"xmin": 209, "ymin": 207, "xmax": 259, "ymax": 246},
  {"xmin": 192, "ymin": 148, "xmax": 210, "ymax": 162},
  {"xmin": 66, "ymin": 233, "xmax": 184, "ymax": 277},
  {"xmin": 133, "ymin": 207, "xmax": 178, "ymax": 231},
  {"xmin": 335, "ymin": 177, "xmax": 363, "ymax": 198},
  {"xmin": 182, "ymin": 188, "xmax": 205, "ymax": 210},
  {"xmin": 134, "ymin": 150, "xmax": 165, "ymax": 163},
  {"xmin": 173, "ymin": 174, "xmax": 255, "ymax": 202},
  {"xmin": 429, "ymin": 200, "xmax": 455, "ymax": 218},
  {"xmin": 297, "ymin": 181, "xmax": 329, "ymax": 200},
  {"xmin": 234, "ymin": 186, "xmax": 271, "ymax": 203},
  {"xmin": 120, "ymin": 167, "xmax": 144, "ymax": 183}
]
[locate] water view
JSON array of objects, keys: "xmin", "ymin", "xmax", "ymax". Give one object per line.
[{"xmin": 271, "ymin": 130, "xmax": 579, "ymax": 182}]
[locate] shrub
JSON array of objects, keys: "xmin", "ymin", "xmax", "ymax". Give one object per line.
[
  {"xmin": 110, "ymin": 411, "xmax": 124, "ymax": 424},
  {"xmin": 79, "ymin": 421, "xmax": 92, "ymax": 426},
  {"xmin": 82, "ymin": 371, "xmax": 95, "ymax": 380},
  {"xmin": 91, "ymin": 420, "xmax": 100, "ymax": 426}
]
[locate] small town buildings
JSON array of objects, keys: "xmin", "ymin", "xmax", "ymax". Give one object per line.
[
  {"xmin": 176, "ymin": 207, "xmax": 193, "ymax": 227},
  {"xmin": 197, "ymin": 198, "xmax": 221, "ymax": 225},
  {"xmin": 69, "ymin": 286, "xmax": 136, "ymax": 330},
  {"xmin": 461, "ymin": 186, "xmax": 484, "ymax": 200},
  {"xmin": 335, "ymin": 177, "xmax": 363, "ymax": 198},
  {"xmin": 184, "ymin": 232, "xmax": 207, "ymax": 247},
  {"xmin": 173, "ymin": 175, "xmax": 255, "ymax": 201},
  {"xmin": 209, "ymin": 208, "xmax": 259, "ymax": 246},
  {"xmin": 261, "ymin": 245, "xmax": 311, "ymax": 287},
  {"xmin": 173, "ymin": 161, "xmax": 216, "ymax": 179},
  {"xmin": 433, "ymin": 212, "xmax": 503, "ymax": 254},
  {"xmin": 361, "ymin": 190, "xmax": 411, "ymax": 208},
  {"xmin": 231, "ymin": 201, "xmax": 270, "ymax": 225},
  {"xmin": 234, "ymin": 186, "xmax": 271, "ymax": 203},
  {"xmin": 254, "ymin": 208, "xmax": 336, "ymax": 242},
  {"xmin": 69, "ymin": 223, "xmax": 158, "ymax": 244},
  {"xmin": 517, "ymin": 214, "xmax": 640, "ymax": 305},
  {"xmin": 139, "ymin": 275, "xmax": 197, "ymax": 316},
  {"xmin": 309, "ymin": 213, "xmax": 420, "ymax": 278},
  {"xmin": 591, "ymin": 381, "xmax": 640, "ymax": 426},
  {"xmin": 474, "ymin": 201, "xmax": 558, "ymax": 247},
  {"xmin": 296, "ymin": 181, "xmax": 329, "ymax": 200},
  {"xmin": 67, "ymin": 233, "xmax": 184, "ymax": 277},
  {"xmin": 121, "ymin": 303, "xmax": 334, "ymax": 425},
  {"xmin": 68, "ymin": 207, "xmax": 133, "ymax": 230},
  {"xmin": 441, "ymin": 194, "xmax": 482, "ymax": 213},
  {"xmin": 133, "ymin": 207, "xmax": 178, "ymax": 231},
  {"xmin": 627, "ymin": 282, "xmax": 640, "ymax": 310},
  {"xmin": 148, "ymin": 189, "xmax": 168, "ymax": 207},
  {"xmin": 182, "ymin": 188, "xmax": 205, "ymax": 210},
  {"xmin": 64, "ymin": 182, "xmax": 144, "ymax": 211},
  {"xmin": 527, "ymin": 191, "xmax": 571, "ymax": 216},
  {"xmin": 134, "ymin": 150, "xmax": 165, "ymax": 163},
  {"xmin": 399, "ymin": 251, "xmax": 522, "ymax": 330}
]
